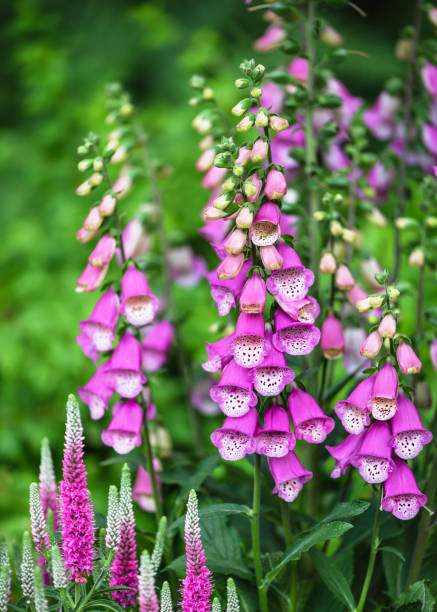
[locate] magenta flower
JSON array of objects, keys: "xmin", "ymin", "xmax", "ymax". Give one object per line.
[
  {"xmin": 323, "ymin": 142, "xmax": 351, "ymax": 172},
  {"xmin": 141, "ymin": 320, "xmax": 174, "ymax": 372},
  {"xmin": 421, "ymin": 62, "xmax": 437, "ymax": 97},
  {"xmin": 272, "ymin": 308, "xmax": 320, "ymax": 356},
  {"xmin": 201, "ymin": 334, "xmax": 234, "ymax": 373},
  {"xmin": 366, "ymin": 362, "xmax": 398, "ymax": 420},
  {"xmin": 210, "ymin": 359, "xmax": 257, "ymax": 417},
  {"xmin": 390, "ymin": 393, "xmax": 433, "ymax": 460},
  {"xmin": 168, "ymin": 246, "xmax": 207, "ymax": 288},
  {"xmin": 199, "ymin": 217, "xmax": 231, "ymax": 246},
  {"xmin": 260, "ymin": 244, "xmax": 283, "ymax": 270},
  {"xmin": 239, "ymin": 273, "xmax": 267, "ymax": 314},
  {"xmin": 104, "ymin": 331, "xmax": 146, "ymax": 398},
  {"xmin": 366, "ymin": 162, "xmax": 394, "ymax": 203},
  {"xmin": 88, "ymin": 235, "xmax": 116, "ymax": 267},
  {"xmin": 275, "ymin": 295, "xmax": 320, "ymax": 324},
  {"xmin": 334, "ymin": 376, "xmax": 373, "ymax": 435},
  {"xmin": 422, "ymin": 122, "xmax": 437, "ymax": 156},
  {"xmin": 248, "ymin": 340, "xmax": 295, "ymax": 396},
  {"xmin": 268, "ymin": 452, "xmax": 312, "ymax": 503},
  {"xmin": 249, "ymin": 203, "xmax": 281, "ymax": 246},
  {"xmin": 265, "ymin": 169, "xmax": 287, "ymax": 200},
  {"xmin": 210, "ymin": 408, "xmax": 258, "ymax": 461},
  {"xmin": 431, "ymin": 339, "xmax": 437, "ymax": 371},
  {"xmin": 350, "ymin": 421, "xmax": 395, "ymax": 484},
  {"xmin": 78, "ymin": 362, "xmax": 114, "ymax": 420},
  {"xmin": 101, "ymin": 400, "xmax": 143, "ymax": 454},
  {"xmin": 202, "ymin": 165, "xmax": 227, "ymax": 190},
  {"xmin": 223, "ymin": 229, "xmax": 247, "ymax": 255},
  {"xmin": 321, "ymin": 313, "xmax": 345, "ymax": 359},
  {"xmin": 382, "ymin": 458, "xmax": 427, "ymax": 520},
  {"xmin": 363, "ymin": 91, "xmax": 400, "ymax": 140},
  {"xmin": 260, "ymin": 81, "xmax": 285, "ymax": 114},
  {"xmin": 208, "ymin": 259, "xmax": 251, "ymax": 316},
  {"xmin": 360, "ymin": 330, "xmax": 383, "ymax": 358},
  {"xmin": 254, "ymin": 24, "xmax": 286, "ymax": 52},
  {"xmin": 117, "ymin": 219, "xmax": 150, "ymax": 264},
  {"xmin": 76, "ymin": 333, "xmax": 99, "ymax": 364},
  {"xmin": 266, "ymin": 243, "xmax": 314, "ymax": 302},
  {"xmin": 79, "ymin": 288, "xmax": 119, "ymax": 352},
  {"xmin": 325, "ymin": 432, "xmax": 365, "ymax": 478},
  {"xmin": 181, "ymin": 490, "xmax": 212, "ymax": 612},
  {"xmin": 288, "ymin": 387, "xmax": 334, "ymax": 443},
  {"xmin": 255, "ymin": 405, "xmax": 296, "ymax": 458},
  {"xmin": 120, "ymin": 266, "xmax": 159, "ymax": 327},
  {"xmin": 396, "ymin": 342, "xmax": 422, "ymax": 375},
  {"xmin": 229, "ymin": 312, "xmax": 270, "ymax": 368},
  {"xmin": 133, "ymin": 462, "xmax": 162, "ymax": 513},
  {"xmin": 217, "ymin": 253, "xmax": 245, "ymax": 280},
  {"xmin": 59, "ymin": 395, "xmax": 94, "ymax": 582},
  {"xmin": 111, "ymin": 464, "xmax": 138, "ymax": 607},
  {"xmin": 191, "ymin": 377, "xmax": 221, "ymax": 416},
  {"xmin": 288, "ymin": 57, "xmax": 308, "ymax": 85},
  {"xmin": 76, "ymin": 262, "xmax": 109, "ymax": 293}
]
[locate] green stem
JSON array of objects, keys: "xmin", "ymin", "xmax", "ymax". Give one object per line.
[
  {"xmin": 355, "ymin": 487, "xmax": 383, "ymax": 612},
  {"xmin": 100, "ymin": 158, "xmax": 127, "ymax": 266},
  {"xmin": 252, "ymin": 454, "xmax": 268, "ymax": 612},
  {"xmin": 415, "ymin": 264, "xmax": 424, "ymax": 339},
  {"xmin": 142, "ymin": 415, "xmax": 163, "ymax": 522},
  {"xmin": 281, "ymin": 501, "xmax": 297, "ymax": 610}
]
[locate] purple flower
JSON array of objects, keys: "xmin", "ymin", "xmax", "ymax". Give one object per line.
[
  {"xmin": 421, "ymin": 62, "xmax": 437, "ymax": 97},
  {"xmin": 382, "ymin": 458, "xmax": 427, "ymax": 520},
  {"xmin": 350, "ymin": 421, "xmax": 395, "ymax": 484},
  {"xmin": 396, "ymin": 342, "xmax": 422, "ymax": 375},
  {"xmin": 78, "ymin": 361, "xmax": 114, "ymax": 420},
  {"xmin": 366, "ymin": 362, "xmax": 398, "ymax": 421},
  {"xmin": 248, "ymin": 339, "xmax": 295, "ymax": 396},
  {"xmin": 390, "ymin": 393, "xmax": 433, "ymax": 460},
  {"xmin": 288, "ymin": 387, "xmax": 334, "ymax": 443},
  {"xmin": 266, "ymin": 243, "xmax": 314, "ymax": 302},
  {"xmin": 229, "ymin": 312, "xmax": 270, "ymax": 368},
  {"xmin": 249, "ymin": 203, "xmax": 281, "ymax": 246},
  {"xmin": 210, "ymin": 408, "xmax": 258, "ymax": 461},
  {"xmin": 255, "ymin": 405, "xmax": 296, "ymax": 458},
  {"xmin": 102, "ymin": 400, "xmax": 143, "ymax": 455},
  {"xmin": 334, "ymin": 376, "xmax": 373, "ymax": 435},
  {"xmin": 201, "ymin": 334, "xmax": 234, "ymax": 373},
  {"xmin": 104, "ymin": 331, "xmax": 146, "ymax": 398},
  {"xmin": 191, "ymin": 377, "xmax": 221, "ymax": 416},
  {"xmin": 326, "ymin": 432, "xmax": 365, "ymax": 478},
  {"xmin": 168, "ymin": 246, "xmax": 207, "ymax": 288},
  {"xmin": 141, "ymin": 320, "xmax": 174, "ymax": 372},
  {"xmin": 363, "ymin": 92, "xmax": 400, "ymax": 140},
  {"xmin": 88, "ymin": 235, "xmax": 116, "ymax": 267},
  {"xmin": 268, "ymin": 452, "xmax": 312, "ymax": 503},
  {"xmin": 275, "ymin": 295, "xmax": 320, "ymax": 324},
  {"xmin": 239, "ymin": 273, "xmax": 267, "ymax": 315},
  {"xmin": 79, "ymin": 288, "xmax": 119, "ymax": 353},
  {"xmin": 208, "ymin": 260, "xmax": 251, "ymax": 317},
  {"xmin": 210, "ymin": 359, "xmax": 257, "ymax": 417},
  {"xmin": 76, "ymin": 262, "xmax": 109, "ymax": 293},
  {"xmin": 133, "ymin": 462, "xmax": 162, "ymax": 513},
  {"xmin": 264, "ymin": 170, "xmax": 287, "ymax": 200},
  {"xmin": 121, "ymin": 266, "xmax": 159, "ymax": 327},
  {"xmin": 321, "ymin": 313, "xmax": 344, "ymax": 359},
  {"xmin": 272, "ymin": 308, "xmax": 320, "ymax": 356},
  {"xmin": 59, "ymin": 395, "xmax": 94, "ymax": 582}
]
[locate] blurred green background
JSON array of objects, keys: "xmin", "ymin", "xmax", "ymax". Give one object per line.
[{"xmin": 0, "ymin": 0, "xmax": 429, "ymax": 541}]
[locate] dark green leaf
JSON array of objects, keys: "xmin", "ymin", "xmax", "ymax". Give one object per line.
[
  {"xmin": 395, "ymin": 580, "xmax": 435, "ymax": 611},
  {"xmin": 310, "ymin": 549, "xmax": 356, "ymax": 611},
  {"xmin": 320, "ymin": 500, "xmax": 370, "ymax": 524},
  {"xmin": 167, "ymin": 503, "xmax": 251, "ymax": 533}
]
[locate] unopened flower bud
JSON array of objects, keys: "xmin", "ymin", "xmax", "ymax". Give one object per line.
[
  {"xmin": 250, "ymin": 139, "xmax": 268, "ymax": 162},
  {"xmin": 189, "ymin": 97, "xmax": 200, "ymax": 106},
  {"xmin": 253, "ymin": 64, "xmax": 266, "ymax": 80},
  {"xmin": 429, "ymin": 7, "xmax": 437, "ymax": 27},
  {"xmin": 395, "ymin": 38, "xmax": 415, "ymax": 62},
  {"xmin": 232, "ymin": 98, "xmax": 251, "ymax": 117},
  {"xmin": 426, "ymin": 216, "xmax": 437, "ymax": 227},
  {"xmin": 192, "ymin": 114, "xmax": 212, "ymax": 134},
  {"xmin": 224, "ymin": 324, "xmax": 235, "ymax": 336},
  {"xmin": 378, "ymin": 314, "xmax": 396, "ymax": 338},
  {"xmin": 237, "ymin": 115, "xmax": 254, "ymax": 132},
  {"xmin": 251, "ymin": 87, "xmax": 262, "ymax": 98},
  {"xmin": 360, "ymin": 330, "xmax": 382, "ymax": 358},
  {"xmin": 209, "ymin": 322, "xmax": 219, "ymax": 334},
  {"xmin": 203, "ymin": 206, "xmax": 228, "ymax": 221},
  {"xmin": 255, "ymin": 109, "xmax": 269, "ymax": 127},
  {"xmin": 336, "ymin": 264, "xmax": 355, "ymax": 290},
  {"xmin": 395, "ymin": 217, "xmax": 417, "ymax": 230},
  {"xmin": 88, "ymin": 173, "xmax": 103, "ymax": 187},
  {"xmin": 260, "ymin": 245, "xmax": 283, "ymax": 270},
  {"xmin": 367, "ymin": 207, "xmax": 387, "ymax": 227},
  {"xmin": 388, "ymin": 286, "xmax": 400, "ymax": 300},
  {"xmin": 330, "ymin": 220, "xmax": 343, "ymax": 236},
  {"xmin": 369, "ymin": 294, "xmax": 384, "ymax": 308},
  {"xmin": 78, "ymin": 159, "xmax": 93, "ymax": 172},
  {"xmin": 314, "ymin": 211, "xmax": 326, "ymax": 221},
  {"xmin": 320, "ymin": 252, "xmax": 336, "ymax": 274},
  {"xmin": 222, "ymin": 177, "xmax": 237, "ymax": 192},
  {"xmin": 199, "ymin": 135, "xmax": 214, "ymax": 151},
  {"xmin": 190, "ymin": 74, "xmax": 206, "ymax": 89},
  {"xmin": 342, "ymin": 228, "xmax": 357, "ymax": 243},
  {"xmin": 223, "ymin": 229, "xmax": 247, "ymax": 254},
  {"xmin": 269, "ymin": 115, "xmax": 289, "ymax": 132},
  {"xmin": 236, "ymin": 207, "xmax": 254, "ymax": 228},
  {"xmin": 93, "ymin": 157, "xmax": 104, "ymax": 171},
  {"xmin": 203, "ymin": 87, "xmax": 214, "ymax": 100},
  {"xmin": 235, "ymin": 78, "xmax": 249, "ymax": 89},
  {"xmin": 320, "ymin": 25, "xmax": 343, "ymax": 47},
  {"xmin": 77, "ymin": 145, "xmax": 88, "ymax": 155},
  {"xmin": 104, "ymin": 140, "xmax": 118, "ymax": 157},
  {"xmin": 356, "ymin": 297, "xmax": 372, "ymax": 312},
  {"xmin": 213, "ymin": 192, "xmax": 233, "ymax": 210},
  {"xmin": 408, "ymin": 248, "xmax": 424, "ymax": 268},
  {"xmin": 196, "ymin": 149, "xmax": 215, "ymax": 172},
  {"xmin": 76, "ymin": 179, "xmax": 91, "ymax": 196},
  {"xmin": 120, "ymin": 103, "xmax": 134, "ymax": 117}
]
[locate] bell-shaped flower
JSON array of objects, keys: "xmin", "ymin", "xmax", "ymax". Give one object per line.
[
  {"xmin": 255, "ymin": 405, "xmax": 295, "ymax": 458},
  {"xmin": 202, "ymin": 334, "xmax": 234, "ymax": 372},
  {"xmin": 250, "ymin": 203, "xmax": 281, "ymax": 247},
  {"xmin": 217, "ymin": 253, "xmax": 245, "ymax": 280},
  {"xmin": 350, "ymin": 421, "xmax": 395, "ymax": 483},
  {"xmin": 78, "ymin": 362, "xmax": 114, "ymax": 420},
  {"xmin": 117, "ymin": 219, "xmax": 150, "ymax": 264},
  {"xmin": 335, "ymin": 264, "xmax": 355, "ymax": 290},
  {"xmin": 101, "ymin": 400, "xmax": 143, "ymax": 454},
  {"xmin": 229, "ymin": 313, "xmax": 270, "ymax": 368},
  {"xmin": 79, "ymin": 288, "xmax": 119, "ymax": 352},
  {"xmin": 121, "ymin": 266, "xmax": 159, "ymax": 327},
  {"xmin": 210, "ymin": 359, "xmax": 257, "ymax": 417},
  {"xmin": 360, "ymin": 330, "xmax": 383, "ymax": 358},
  {"xmin": 223, "ymin": 229, "xmax": 247, "ymax": 255},
  {"xmin": 104, "ymin": 331, "xmax": 146, "ymax": 398},
  {"xmin": 202, "ymin": 166, "xmax": 227, "ymax": 190},
  {"xmin": 363, "ymin": 91, "xmax": 400, "ymax": 140},
  {"xmin": 321, "ymin": 313, "xmax": 345, "ymax": 359},
  {"xmin": 141, "ymin": 320, "xmax": 174, "ymax": 372},
  {"xmin": 326, "ymin": 432, "xmax": 365, "ymax": 478},
  {"xmin": 268, "ymin": 452, "xmax": 312, "ymax": 503},
  {"xmin": 288, "ymin": 387, "xmax": 334, "ymax": 443},
  {"xmin": 275, "ymin": 295, "xmax": 320, "ymax": 324},
  {"xmin": 264, "ymin": 169, "xmax": 287, "ymax": 200},
  {"xmin": 209, "ymin": 260, "xmax": 251, "ymax": 316},
  {"xmin": 248, "ymin": 338, "xmax": 294, "ymax": 396},
  {"xmin": 239, "ymin": 272, "xmax": 267, "ymax": 314},
  {"xmin": 266, "ymin": 243, "xmax": 314, "ymax": 302},
  {"xmin": 168, "ymin": 246, "xmax": 207, "ymax": 288},
  {"xmin": 382, "ymin": 458, "xmax": 427, "ymax": 520},
  {"xmin": 390, "ymin": 393, "xmax": 433, "ymax": 460},
  {"xmin": 421, "ymin": 62, "xmax": 437, "ymax": 97},
  {"xmin": 88, "ymin": 235, "xmax": 116, "ymax": 268},
  {"xmin": 76, "ymin": 262, "xmax": 109, "ymax": 293},
  {"xmin": 191, "ymin": 377, "xmax": 221, "ymax": 416},
  {"xmin": 132, "ymin": 462, "xmax": 162, "ymax": 513},
  {"xmin": 396, "ymin": 342, "xmax": 422, "ymax": 375},
  {"xmin": 254, "ymin": 24, "xmax": 286, "ymax": 52},
  {"xmin": 260, "ymin": 245, "xmax": 283, "ymax": 270},
  {"xmin": 366, "ymin": 362, "xmax": 398, "ymax": 420},
  {"xmin": 272, "ymin": 308, "xmax": 320, "ymax": 356},
  {"xmin": 210, "ymin": 408, "xmax": 258, "ymax": 461},
  {"xmin": 76, "ymin": 333, "xmax": 99, "ymax": 364},
  {"xmin": 335, "ymin": 376, "xmax": 373, "ymax": 434}
]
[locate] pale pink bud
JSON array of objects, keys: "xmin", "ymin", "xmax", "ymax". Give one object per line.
[
  {"xmin": 223, "ymin": 229, "xmax": 247, "ymax": 254},
  {"xmin": 408, "ymin": 248, "xmax": 424, "ymax": 268},
  {"xmin": 202, "ymin": 206, "xmax": 228, "ymax": 221},
  {"xmin": 76, "ymin": 179, "xmax": 92, "ymax": 196},
  {"xmin": 264, "ymin": 169, "xmax": 287, "ymax": 200},
  {"xmin": 83, "ymin": 206, "xmax": 103, "ymax": 231},
  {"xmin": 378, "ymin": 314, "xmax": 396, "ymax": 339},
  {"xmin": 320, "ymin": 252, "xmax": 336, "ymax": 274},
  {"xmin": 251, "ymin": 139, "xmax": 269, "ymax": 162},
  {"xmin": 260, "ymin": 245, "xmax": 283, "ymax": 270},
  {"xmin": 320, "ymin": 25, "xmax": 343, "ymax": 47},
  {"xmin": 321, "ymin": 313, "xmax": 345, "ymax": 359},
  {"xmin": 196, "ymin": 149, "xmax": 215, "ymax": 172},
  {"xmin": 235, "ymin": 147, "xmax": 251, "ymax": 166},
  {"xmin": 360, "ymin": 257, "xmax": 383, "ymax": 291},
  {"xmin": 269, "ymin": 116, "xmax": 289, "ymax": 133},
  {"xmin": 396, "ymin": 342, "xmax": 422, "ymax": 375},
  {"xmin": 244, "ymin": 173, "xmax": 262, "ymax": 202},
  {"xmin": 335, "ymin": 264, "xmax": 355, "ymax": 290},
  {"xmin": 76, "ymin": 227, "xmax": 98, "ymax": 243},
  {"xmin": 430, "ymin": 7, "xmax": 437, "ymax": 27},
  {"xmin": 89, "ymin": 235, "xmax": 116, "ymax": 267},
  {"xmin": 360, "ymin": 331, "xmax": 383, "ymax": 358},
  {"xmin": 199, "ymin": 135, "xmax": 213, "ymax": 151},
  {"xmin": 99, "ymin": 194, "xmax": 116, "ymax": 217},
  {"xmin": 236, "ymin": 207, "xmax": 254, "ymax": 229},
  {"xmin": 217, "ymin": 253, "xmax": 245, "ymax": 280}
]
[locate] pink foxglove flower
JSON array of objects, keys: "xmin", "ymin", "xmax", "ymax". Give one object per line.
[
  {"xmin": 110, "ymin": 464, "xmax": 138, "ymax": 607},
  {"xmin": 363, "ymin": 91, "xmax": 400, "ymax": 140},
  {"xmin": 288, "ymin": 57, "xmax": 308, "ymax": 86},
  {"xmin": 272, "ymin": 308, "xmax": 320, "ymax": 356},
  {"xmin": 422, "ymin": 122, "xmax": 437, "ymax": 156},
  {"xmin": 239, "ymin": 273, "xmax": 267, "ymax": 314},
  {"xmin": 260, "ymin": 81, "xmax": 285, "ymax": 114},
  {"xmin": 208, "ymin": 260, "xmax": 251, "ymax": 316},
  {"xmin": 76, "ymin": 262, "xmax": 109, "ymax": 293},
  {"xmin": 366, "ymin": 362, "xmax": 398, "ymax": 420},
  {"xmin": 250, "ymin": 203, "xmax": 281, "ymax": 246},
  {"xmin": 259, "ymin": 244, "xmax": 283, "ymax": 270},
  {"xmin": 139, "ymin": 551, "xmax": 159, "ymax": 612},
  {"xmin": 104, "ymin": 331, "xmax": 146, "ymax": 398},
  {"xmin": 367, "ymin": 162, "xmax": 394, "ymax": 203},
  {"xmin": 210, "ymin": 360, "xmax": 257, "ymax": 417},
  {"xmin": 275, "ymin": 295, "xmax": 320, "ymax": 324},
  {"xmin": 202, "ymin": 166, "xmax": 227, "ymax": 190},
  {"xmin": 360, "ymin": 330, "xmax": 383, "ymax": 358},
  {"xmin": 243, "ymin": 173, "xmax": 262, "ymax": 202},
  {"xmin": 79, "ymin": 288, "xmax": 119, "ymax": 352},
  {"xmin": 251, "ymin": 139, "xmax": 269, "ymax": 162},
  {"xmin": 78, "ymin": 362, "xmax": 114, "ymax": 420},
  {"xmin": 390, "ymin": 393, "xmax": 433, "ymax": 460},
  {"xmin": 321, "ymin": 313, "xmax": 345, "ymax": 359},
  {"xmin": 343, "ymin": 327, "xmax": 368, "ymax": 374},
  {"xmin": 181, "ymin": 490, "xmax": 212, "ymax": 612},
  {"xmin": 191, "ymin": 377, "xmax": 221, "ymax": 416},
  {"xmin": 378, "ymin": 314, "xmax": 396, "ymax": 338},
  {"xmin": 60, "ymin": 395, "xmax": 94, "ymax": 582},
  {"xmin": 266, "ymin": 243, "xmax": 314, "ymax": 302},
  {"xmin": 268, "ymin": 452, "xmax": 312, "ymax": 503},
  {"xmin": 39, "ymin": 438, "xmax": 58, "ymax": 529},
  {"xmin": 382, "ymin": 458, "xmax": 427, "ymax": 520},
  {"xmin": 335, "ymin": 264, "xmax": 355, "ymax": 290},
  {"xmin": 117, "ymin": 219, "xmax": 150, "ymax": 264},
  {"xmin": 196, "ymin": 148, "xmax": 215, "ymax": 172},
  {"xmin": 346, "ymin": 285, "xmax": 368, "ymax": 307},
  {"xmin": 325, "ymin": 432, "xmax": 365, "ymax": 478},
  {"xmin": 254, "ymin": 405, "xmax": 296, "ymax": 458},
  {"xmin": 351, "ymin": 421, "xmax": 395, "ymax": 483},
  {"xmin": 264, "ymin": 169, "xmax": 287, "ymax": 200},
  {"xmin": 83, "ymin": 206, "xmax": 103, "ymax": 232},
  {"xmin": 254, "ymin": 24, "xmax": 286, "ymax": 52},
  {"xmin": 199, "ymin": 218, "xmax": 231, "ymax": 246},
  {"xmin": 334, "ymin": 376, "xmax": 373, "ymax": 435},
  {"xmin": 141, "ymin": 320, "xmax": 174, "ymax": 372},
  {"xmin": 202, "ymin": 334, "xmax": 234, "ymax": 373},
  {"xmin": 99, "ymin": 193, "xmax": 116, "ymax": 217},
  {"xmin": 102, "ymin": 400, "xmax": 143, "ymax": 454},
  {"xmin": 168, "ymin": 246, "xmax": 207, "ymax": 287},
  {"xmin": 288, "ymin": 387, "xmax": 334, "ymax": 443},
  {"xmin": 396, "ymin": 342, "xmax": 422, "ymax": 375},
  {"xmin": 360, "ymin": 257, "xmax": 383, "ymax": 290},
  {"xmin": 248, "ymin": 340, "xmax": 295, "ymax": 396},
  {"xmin": 223, "ymin": 229, "xmax": 247, "ymax": 255},
  {"xmin": 217, "ymin": 253, "xmax": 245, "ymax": 280},
  {"xmin": 431, "ymin": 339, "xmax": 437, "ymax": 371},
  {"xmin": 320, "ymin": 252, "xmax": 336, "ymax": 274},
  {"xmin": 133, "ymin": 462, "xmax": 162, "ymax": 513},
  {"xmin": 120, "ymin": 266, "xmax": 159, "ymax": 327},
  {"xmin": 76, "ymin": 333, "xmax": 99, "ymax": 363},
  {"xmin": 210, "ymin": 408, "xmax": 258, "ymax": 460},
  {"xmin": 421, "ymin": 62, "xmax": 437, "ymax": 97},
  {"xmin": 229, "ymin": 312, "xmax": 270, "ymax": 368},
  {"xmin": 88, "ymin": 235, "xmax": 116, "ymax": 267}
]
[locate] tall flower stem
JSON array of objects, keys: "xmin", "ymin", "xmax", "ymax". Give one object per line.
[
  {"xmin": 281, "ymin": 501, "xmax": 297, "ymax": 610},
  {"xmin": 415, "ymin": 263, "xmax": 425, "ymax": 339},
  {"xmin": 355, "ymin": 486, "xmax": 383, "ymax": 612},
  {"xmin": 393, "ymin": 0, "xmax": 423, "ymax": 280},
  {"xmin": 252, "ymin": 454, "xmax": 268, "ymax": 612},
  {"xmin": 98, "ymin": 155, "xmax": 127, "ymax": 266},
  {"xmin": 142, "ymin": 414, "xmax": 163, "ymax": 523}
]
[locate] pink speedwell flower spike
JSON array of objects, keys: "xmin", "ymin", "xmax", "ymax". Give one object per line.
[
  {"xmin": 181, "ymin": 489, "xmax": 212, "ymax": 612},
  {"xmin": 59, "ymin": 395, "xmax": 95, "ymax": 583},
  {"xmin": 111, "ymin": 463, "xmax": 139, "ymax": 608}
]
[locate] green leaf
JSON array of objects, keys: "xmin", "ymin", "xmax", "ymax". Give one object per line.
[
  {"xmin": 261, "ymin": 521, "xmax": 353, "ymax": 588},
  {"xmin": 267, "ymin": 70, "xmax": 296, "ymax": 85},
  {"xmin": 167, "ymin": 503, "xmax": 251, "ymax": 533},
  {"xmin": 83, "ymin": 600, "xmax": 126, "ymax": 611},
  {"xmin": 320, "ymin": 500, "xmax": 370, "ymax": 524},
  {"xmin": 310, "ymin": 549, "xmax": 356, "ymax": 611},
  {"xmin": 176, "ymin": 453, "xmax": 220, "ymax": 499},
  {"xmin": 395, "ymin": 580, "xmax": 435, "ymax": 611},
  {"xmin": 379, "ymin": 546, "xmax": 405, "ymax": 562},
  {"xmin": 165, "ymin": 554, "xmax": 253, "ymax": 581}
]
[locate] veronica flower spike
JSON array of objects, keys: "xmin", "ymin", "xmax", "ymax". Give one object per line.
[
  {"xmin": 266, "ymin": 243, "xmax": 314, "ymax": 302},
  {"xmin": 351, "ymin": 421, "xmax": 395, "ymax": 484},
  {"xmin": 272, "ymin": 308, "xmax": 320, "ymax": 356},
  {"xmin": 79, "ymin": 287, "xmax": 119, "ymax": 352},
  {"xmin": 210, "ymin": 407, "xmax": 258, "ymax": 460},
  {"xmin": 120, "ymin": 265, "xmax": 159, "ymax": 327},
  {"xmin": 254, "ymin": 405, "xmax": 296, "ymax": 458},
  {"xmin": 390, "ymin": 393, "xmax": 433, "ymax": 460},
  {"xmin": 382, "ymin": 458, "xmax": 427, "ymax": 520},
  {"xmin": 326, "ymin": 432, "xmax": 366, "ymax": 478},
  {"xmin": 229, "ymin": 312, "xmax": 270, "ymax": 368},
  {"xmin": 334, "ymin": 376, "xmax": 374, "ymax": 435},
  {"xmin": 288, "ymin": 387, "xmax": 334, "ymax": 443},
  {"xmin": 210, "ymin": 359, "xmax": 258, "ymax": 417},
  {"xmin": 104, "ymin": 331, "xmax": 146, "ymax": 398},
  {"xmin": 268, "ymin": 452, "xmax": 313, "ymax": 503}
]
